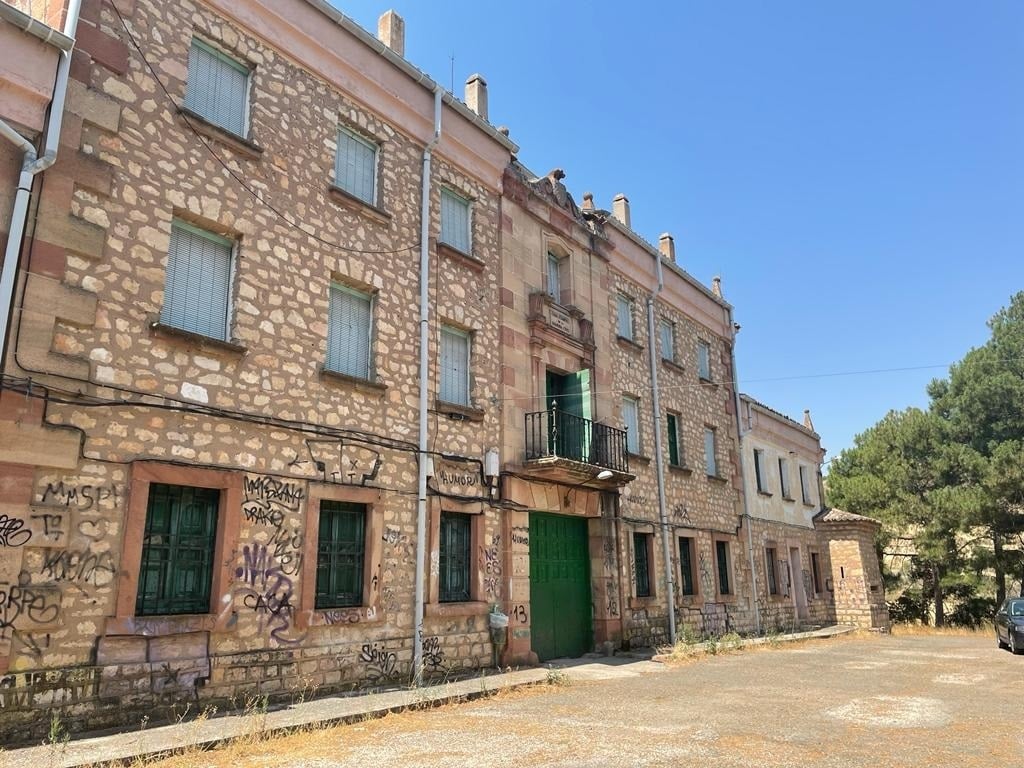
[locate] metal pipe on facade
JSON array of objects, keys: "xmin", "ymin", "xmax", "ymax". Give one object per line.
[
  {"xmin": 646, "ymin": 254, "xmax": 677, "ymax": 646},
  {"xmin": 0, "ymin": 0, "xmax": 82, "ymax": 373},
  {"xmin": 412, "ymin": 85, "xmax": 442, "ymax": 685}
]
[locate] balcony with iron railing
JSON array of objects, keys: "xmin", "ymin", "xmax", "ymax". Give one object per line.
[{"xmin": 524, "ymin": 404, "xmax": 630, "ymax": 476}]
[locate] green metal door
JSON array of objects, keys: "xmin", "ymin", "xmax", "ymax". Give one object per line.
[{"xmin": 529, "ymin": 512, "xmax": 592, "ymax": 661}]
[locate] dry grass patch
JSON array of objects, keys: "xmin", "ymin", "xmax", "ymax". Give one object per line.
[{"xmin": 889, "ymin": 623, "xmax": 990, "ymax": 637}]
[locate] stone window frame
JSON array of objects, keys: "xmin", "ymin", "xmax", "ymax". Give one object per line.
[
  {"xmin": 808, "ymin": 547, "xmax": 825, "ymax": 599},
  {"xmin": 425, "ymin": 497, "xmax": 490, "ymax": 618},
  {"xmin": 298, "ymin": 484, "xmax": 383, "ymax": 628},
  {"xmin": 712, "ymin": 535, "xmax": 737, "ymax": 603},
  {"xmin": 630, "ymin": 529, "xmax": 656, "ymax": 601},
  {"xmin": 110, "ymin": 462, "xmax": 243, "ymax": 635},
  {"xmin": 764, "ymin": 541, "xmax": 785, "ymax": 600},
  {"xmin": 542, "ymin": 234, "xmax": 574, "ymax": 306},
  {"xmin": 676, "ymin": 533, "xmax": 701, "ymax": 602}
]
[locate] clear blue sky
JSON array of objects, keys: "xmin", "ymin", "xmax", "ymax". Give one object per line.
[{"xmin": 334, "ymin": 1, "xmax": 1024, "ymax": 461}]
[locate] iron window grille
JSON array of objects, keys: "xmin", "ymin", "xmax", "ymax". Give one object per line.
[
  {"xmin": 634, "ymin": 532, "xmax": 651, "ymax": 598},
  {"xmin": 679, "ymin": 537, "xmax": 696, "ymax": 596},
  {"xmin": 716, "ymin": 540, "xmax": 731, "ymax": 596},
  {"xmin": 315, "ymin": 501, "xmax": 366, "ymax": 609},
  {"xmin": 439, "ymin": 512, "xmax": 472, "ymax": 602},
  {"xmin": 136, "ymin": 483, "xmax": 219, "ymax": 616}
]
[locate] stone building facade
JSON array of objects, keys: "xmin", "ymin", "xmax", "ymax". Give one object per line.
[{"xmin": 0, "ymin": 0, "xmax": 515, "ymax": 742}]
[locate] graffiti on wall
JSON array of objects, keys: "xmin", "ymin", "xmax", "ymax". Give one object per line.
[
  {"xmin": 235, "ymin": 543, "xmax": 304, "ymax": 646},
  {"xmin": 242, "ymin": 475, "xmax": 304, "ymax": 528}
]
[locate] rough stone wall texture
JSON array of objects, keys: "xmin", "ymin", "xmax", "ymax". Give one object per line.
[
  {"xmin": 0, "ymin": 0, "xmax": 507, "ymax": 743},
  {"xmin": 607, "ymin": 268, "xmax": 750, "ymax": 647},
  {"xmin": 826, "ymin": 524, "xmax": 890, "ymax": 630}
]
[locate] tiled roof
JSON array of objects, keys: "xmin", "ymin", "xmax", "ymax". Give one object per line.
[
  {"xmin": 740, "ymin": 393, "xmax": 820, "ymax": 438},
  {"xmin": 815, "ymin": 508, "xmax": 881, "ymax": 525}
]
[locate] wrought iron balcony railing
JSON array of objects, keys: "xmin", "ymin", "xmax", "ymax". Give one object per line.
[{"xmin": 524, "ymin": 407, "xmax": 629, "ymax": 474}]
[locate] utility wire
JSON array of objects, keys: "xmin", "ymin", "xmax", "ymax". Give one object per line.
[{"xmin": 106, "ymin": 0, "xmax": 419, "ymax": 257}]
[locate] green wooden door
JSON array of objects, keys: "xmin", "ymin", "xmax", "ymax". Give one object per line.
[{"xmin": 529, "ymin": 512, "xmax": 592, "ymax": 661}]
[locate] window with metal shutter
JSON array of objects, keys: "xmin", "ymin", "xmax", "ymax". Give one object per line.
[
  {"xmin": 161, "ymin": 221, "xmax": 233, "ymax": 341},
  {"xmin": 704, "ymin": 428, "xmax": 717, "ymax": 476},
  {"xmin": 440, "ymin": 189, "xmax": 470, "ymax": 253},
  {"xmin": 660, "ymin": 320, "xmax": 674, "ymax": 361},
  {"xmin": 184, "ymin": 39, "xmax": 249, "ymax": 137},
  {"xmin": 439, "ymin": 512, "xmax": 471, "ymax": 602},
  {"xmin": 616, "ymin": 295, "xmax": 633, "ymax": 339},
  {"xmin": 335, "ymin": 128, "xmax": 377, "ymax": 205},
  {"xmin": 326, "ymin": 283, "xmax": 373, "ymax": 379},
  {"xmin": 697, "ymin": 340, "xmax": 711, "ymax": 380},
  {"xmin": 439, "ymin": 326, "xmax": 470, "ymax": 405}
]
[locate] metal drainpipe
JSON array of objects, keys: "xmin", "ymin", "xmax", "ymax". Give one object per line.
[
  {"xmin": 728, "ymin": 307, "xmax": 761, "ymax": 635},
  {"xmin": 0, "ymin": 0, "xmax": 82, "ymax": 372},
  {"xmin": 646, "ymin": 256, "xmax": 676, "ymax": 646},
  {"xmin": 412, "ymin": 86, "xmax": 442, "ymax": 685}
]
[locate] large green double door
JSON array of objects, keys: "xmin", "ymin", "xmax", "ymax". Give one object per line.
[{"xmin": 529, "ymin": 512, "xmax": 592, "ymax": 661}]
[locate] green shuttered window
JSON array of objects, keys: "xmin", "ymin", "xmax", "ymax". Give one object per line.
[
  {"xmin": 439, "ymin": 326, "xmax": 470, "ymax": 406},
  {"xmin": 326, "ymin": 283, "xmax": 373, "ymax": 379},
  {"xmin": 667, "ymin": 412, "xmax": 681, "ymax": 467},
  {"xmin": 184, "ymin": 39, "xmax": 249, "ymax": 137},
  {"xmin": 315, "ymin": 501, "xmax": 366, "ymax": 609},
  {"xmin": 439, "ymin": 512, "xmax": 471, "ymax": 602},
  {"xmin": 440, "ymin": 189, "xmax": 471, "ymax": 254},
  {"xmin": 335, "ymin": 128, "xmax": 377, "ymax": 205},
  {"xmin": 162, "ymin": 221, "xmax": 233, "ymax": 341},
  {"xmin": 633, "ymin": 532, "xmax": 651, "ymax": 598},
  {"xmin": 136, "ymin": 483, "xmax": 219, "ymax": 616}
]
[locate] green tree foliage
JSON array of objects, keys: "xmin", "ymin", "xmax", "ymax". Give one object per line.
[{"xmin": 829, "ymin": 292, "xmax": 1024, "ymax": 625}]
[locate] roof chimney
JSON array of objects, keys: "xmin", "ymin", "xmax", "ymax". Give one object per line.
[
  {"xmin": 711, "ymin": 276, "xmax": 722, "ymax": 298},
  {"xmin": 803, "ymin": 409, "xmax": 815, "ymax": 431},
  {"xmin": 582, "ymin": 192, "xmax": 594, "ymax": 211},
  {"xmin": 377, "ymin": 10, "xmax": 405, "ymax": 57},
  {"xmin": 658, "ymin": 233, "xmax": 675, "ymax": 263},
  {"xmin": 465, "ymin": 74, "xmax": 488, "ymax": 121},
  {"xmin": 612, "ymin": 194, "xmax": 630, "ymax": 228}
]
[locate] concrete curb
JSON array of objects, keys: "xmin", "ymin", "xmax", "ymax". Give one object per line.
[{"xmin": 650, "ymin": 623, "xmax": 859, "ymax": 663}]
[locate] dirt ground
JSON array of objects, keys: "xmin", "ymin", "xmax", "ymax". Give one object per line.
[{"xmin": 124, "ymin": 632, "xmax": 1019, "ymax": 768}]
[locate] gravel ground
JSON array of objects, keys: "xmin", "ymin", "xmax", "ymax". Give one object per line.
[{"xmin": 135, "ymin": 633, "xmax": 1020, "ymax": 768}]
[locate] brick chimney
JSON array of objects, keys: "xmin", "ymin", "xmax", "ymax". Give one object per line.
[
  {"xmin": 465, "ymin": 74, "xmax": 488, "ymax": 121},
  {"xmin": 658, "ymin": 233, "xmax": 675, "ymax": 264},
  {"xmin": 377, "ymin": 10, "xmax": 405, "ymax": 57},
  {"xmin": 712, "ymin": 276, "xmax": 722, "ymax": 298},
  {"xmin": 582, "ymin": 192, "xmax": 594, "ymax": 212},
  {"xmin": 612, "ymin": 194, "xmax": 630, "ymax": 228},
  {"xmin": 803, "ymin": 409, "xmax": 815, "ymax": 431}
]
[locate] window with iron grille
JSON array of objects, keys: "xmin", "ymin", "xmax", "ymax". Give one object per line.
[
  {"xmin": 439, "ymin": 325, "xmax": 470, "ymax": 406},
  {"xmin": 659, "ymin": 320, "xmax": 674, "ymax": 362},
  {"xmin": 136, "ymin": 483, "xmax": 219, "ymax": 616},
  {"xmin": 315, "ymin": 501, "xmax": 366, "ymax": 609},
  {"xmin": 326, "ymin": 283, "xmax": 373, "ymax": 379},
  {"xmin": 161, "ymin": 221, "xmax": 234, "ymax": 341},
  {"xmin": 616, "ymin": 294, "xmax": 633, "ymax": 340},
  {"xmin": 184, "ymin": 38, "xmax": 249, "ymax": 137},
  {"xmin": 666, "ymin": 412, "xmax": 681, "ymax": 467},
  {"xmin": 440, "ymin": 188, "xmax": 471, "ymax": 253},
  {"xmin": 811, "ymin": 552, "xmax": 823, "ymax": 594},
  {"xmin": 716, "ymin": 540, "xmax": 731, "ymax": 595},
  {"xmin": 679, "ymin": 537, "xmax": 696, "ymax": 596},
  {"xmin": 633, "ymin": 532, "xmax": 651, "ymax": 597},
  {"xmin": 439, "ymin": 512, "xmax": 472, "ymax": 602},
  {"xmin": 765, "ymin": 547, "xmax": 779, "ymax": 595},
  {"xmin": 697, "ymin": 340, "xmax": 712, "ymax": 380}
]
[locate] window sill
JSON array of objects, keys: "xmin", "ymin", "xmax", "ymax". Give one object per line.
[
  {"xmin": 434, "ymin": 399, "xmax": 486, "ymax": 422},
  {"xmin": 707, "ymin": 473, "xmax": 729, "ymax": 484},
  {"xmin": 616, "ymin": 335, "xmax": 644, "ymax": 353},
  {"xmin": 661, "ymin": 359, "xmax": 686, "ymax": 375},
  {"xmin": 627, "ymin": 451, "xmax": 651, "ymax": 465},
  {"xmin": 668, "ymin": 463, "xmax": 693, "ymax": 476},
  {"xmin": 150, "ymin": 322, "xmax": 247, "ymax": 356},
  {"xmin": 105, "ymin": 612, "xmax": 231, "ymax": 636},
  {"xmin": 425, "ymin": 600, "xmax": 490, "ymax": 618},
  {"xmin": 179, "ymin": 108, "xmax": 263, "ymax": 160},
  {"xmin": 781, "ymin": 495, "xmax": 796, "ymax": 502},
  {"xmin": 714, "ymin": 593, "xmax": 738, "ymax": 604},
  {"xmin": 437, "ymin": 241, "xmax": 485, "ymax": 273},
  {"xmin": 757, "ymin": 490, "xmax": 773, "ymax": 498},
  {"xmin": 698, "ymin": 376, "xmax": 715, "ymax": 386},
  {"xmin": 320, "ymin": 366, "xmax": 388, "ymax": 394},
  {"xmin": 327, "ymin": 183, "xmax": 393, "ymax": 225},
  {"xmin": 802, "ymin": 501, "xmax": 817, "ymax": 508},
  {"xmin": 629, "ymin": 595, "xmax": 659, "ymax": 609}
]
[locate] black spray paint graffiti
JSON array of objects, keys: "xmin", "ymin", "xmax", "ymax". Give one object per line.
[
  {"xmin": 0, "ymin": 583, "xmax": 60, "ymax": 639},
  {"xmin": 242, "ymin": 475, "xmax": 304, "ymax": 528},
  {"xmin": 298, "ymin": 439, "xmax": 382, "ymax": 486},
  {"xmin": 40, "ymin": 481, "xmax": 120, "ymax": 510},
  {"xmin": 510, "ymin": 527, "xmax": 529, "ymax": 547},
  {"xmin": 267, "ymin": 525, "xmax": 303, "ymax": 577},
  {"xmin": 235, "ymin": 544, "xmax": 304, "ymax": 646},
  {"xmin": 359, "ymin": 642, "xmax": 398, "ymax": 681},
  {"xmin": 480, "ymin": 535, "xmax": 501, "ymax": 599},
  {"xmin": 13, "ymin": 630, "xmax": 51, "ymax": 661},
  {"xmin": 510, "ymin": 604, "xmax": 528, "ymax": 624},
  {"xmin": 422, "ymin": 636, "xmax": 445, "ymax": 672},
  {"xmin": 40, "ymin": 549, "xmax": 116, "ymax": 585},
  {"xmin": 0, "ymin": 516, "xmax": 31, "ymax": 547},
  {"xmin": 30, "ymin": 513, "xmax": 63, "ymax": 542}
]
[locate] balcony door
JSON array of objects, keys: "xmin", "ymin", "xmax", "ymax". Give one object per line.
[{"xmin": 546, "ymin": 369, "xmax": 591, "ymax": 462}]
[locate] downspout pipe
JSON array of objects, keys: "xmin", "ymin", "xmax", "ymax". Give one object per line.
[
  {"xmin": 0, "ymin": 0, "xmax": 82, "ymax": 373},
  {"xmin": 728, "ymin": 307, "xmax": 761, "ymax": 635},
  {"xmin": 412, "ymin": 85, "xmax": 442, "ymax": 685},
  {"xmin": 646, "ymin": 254, "xmax": 676, "ymax": 645}
]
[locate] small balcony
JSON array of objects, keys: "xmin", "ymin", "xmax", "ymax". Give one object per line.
[{"xmin": 524, "ymin": 408, "xmax": 630, "ymax": 475}]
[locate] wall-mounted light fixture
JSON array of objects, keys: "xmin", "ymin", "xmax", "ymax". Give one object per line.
[{"xmin": 563, "ymin": 468, "xmax": 613, "ymax": 507}]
